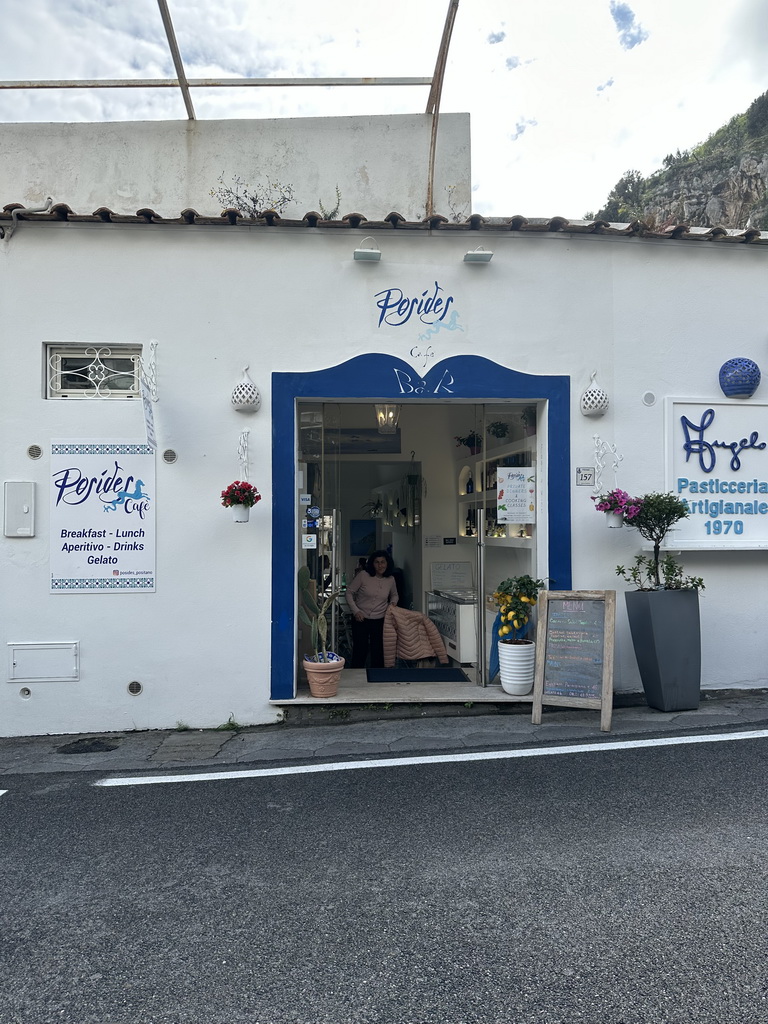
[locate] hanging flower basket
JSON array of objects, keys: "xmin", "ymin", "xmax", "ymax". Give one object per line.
[
  {"xmin": 221, "ymin": 480, "xmax": 261, "ymax": 523},
  {"xmin": 592, "ymin": 489, "xmax": 641, "ymax": 526}
]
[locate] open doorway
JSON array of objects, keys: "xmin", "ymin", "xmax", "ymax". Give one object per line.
[{"xmin": 271, "ymin": 353, "xmax": 572, "ymax": 702}]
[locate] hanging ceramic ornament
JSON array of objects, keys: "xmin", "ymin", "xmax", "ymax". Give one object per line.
[
  {"xmin": 231, "ymin": 366, "xmax": 261, "ymax": 412},
  {"xmin": 580, "ymin": 371, "xmax": 609, "ymax": 417}
]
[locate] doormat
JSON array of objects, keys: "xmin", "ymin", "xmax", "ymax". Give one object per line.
[{"xmin": 366, "ymin": 668, "xmax": 470, "ymax": 682}]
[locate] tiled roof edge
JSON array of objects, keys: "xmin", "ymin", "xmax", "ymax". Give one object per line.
[{"xmin": 1, "ymin": 204, "xmax": 767, "ymax": 244}]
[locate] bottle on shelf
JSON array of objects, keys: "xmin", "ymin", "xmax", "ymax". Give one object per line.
[
  {"xmin": 466, "ymin": 473, "xmax": 474, "ymax": 494},
  {"xmin": 465, "ymin": 512, "xmax": 474, "ymax": 537}
]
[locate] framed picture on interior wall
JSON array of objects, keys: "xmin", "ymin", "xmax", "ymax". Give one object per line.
[{"xmin": 349, "ymin": 519, "xmax": 377, "ymax": 557}]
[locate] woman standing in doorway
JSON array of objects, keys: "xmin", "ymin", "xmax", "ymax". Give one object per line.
[{"xmin": 346, "ymin": 550, "xmax": 398, "ymax": 668}]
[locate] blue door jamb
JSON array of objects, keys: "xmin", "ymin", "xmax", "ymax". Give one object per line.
[{"xmin": 271, "ymin": 353, "xmax": 571, "ymax": 700}]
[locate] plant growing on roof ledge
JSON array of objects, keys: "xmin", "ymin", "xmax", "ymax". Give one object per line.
[{"xmin": 210, "ymin": 174, "xmax": 295, "ymax": 218}]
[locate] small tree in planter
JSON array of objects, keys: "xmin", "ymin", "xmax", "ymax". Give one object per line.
[
  {"xmin": 607, "ymin": 491, "xmax": 705, "ymax": 712},
  {"xmin": 298, "ymin": 566, "xmax": 344, "ymax": 697},
  {"xmin": 491, "ymin": 574, "xmax": 547, "ymax": 695}
]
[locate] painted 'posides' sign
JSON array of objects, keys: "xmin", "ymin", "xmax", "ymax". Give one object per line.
[
  {"xmin": 50, "ymin": 441, "xmax": 156, "ymax": 592},
  {"xmin": 666, "ymin": 400, "xmax": 768, "ymax": 549}
]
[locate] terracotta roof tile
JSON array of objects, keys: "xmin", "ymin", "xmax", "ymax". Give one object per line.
[{"xmin": 1, "ymin": 203, "xmax": 766, "ymax": 246}]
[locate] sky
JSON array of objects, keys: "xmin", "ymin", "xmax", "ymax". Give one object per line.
[{"xmin": 2, "ymin": 0, "xmax": 767, "ymax": 218}]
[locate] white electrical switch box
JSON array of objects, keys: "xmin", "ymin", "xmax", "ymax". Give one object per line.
[{"xmin": 4, "ymin": 481, "xmax": 35, "ymax": 537}]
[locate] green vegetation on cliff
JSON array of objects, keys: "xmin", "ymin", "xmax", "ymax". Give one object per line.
[{"xmin": 590, "ymin": 91, "xmax": 768, "ymax": 228}]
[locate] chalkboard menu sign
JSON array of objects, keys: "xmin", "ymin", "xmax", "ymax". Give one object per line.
[{"xmin": 532, "ymin": 591, "xmax": 615, "ymax": 732}]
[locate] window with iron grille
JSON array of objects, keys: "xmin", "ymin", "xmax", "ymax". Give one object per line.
[{"xmin": 47, "ymin": 345, "xmax": 142, "ymax": 399}]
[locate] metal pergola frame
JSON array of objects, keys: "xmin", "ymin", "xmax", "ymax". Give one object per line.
[
  {"xmin": 1, "ymin": 0, "xmax": 460, "ymax": 215},
  {"xmin": 0, "ymin": 0, "xmax": 458, "ymax": 122}
]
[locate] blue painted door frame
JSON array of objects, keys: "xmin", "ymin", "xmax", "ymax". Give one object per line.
[{"xmin": 271, "ymin": 354, "xmax": 571, "ymax": 700}]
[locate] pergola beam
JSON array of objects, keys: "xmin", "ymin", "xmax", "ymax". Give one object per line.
[{"xmin": 0, "ymin": 77, "xmax": 432, "ymax": 90}]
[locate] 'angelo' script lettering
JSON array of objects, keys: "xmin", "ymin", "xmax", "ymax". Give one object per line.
[
  {"xmin": 680, "ymin": 408, "xmax": 766, "ymax": 472},
  {"xmin": 375, "ymin": 281, "xmax": 454, "ymax": 328}
]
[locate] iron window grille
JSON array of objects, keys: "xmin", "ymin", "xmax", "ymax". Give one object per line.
[{"xmin": 47, "ymin": 345, "xmax": 142, "ymax": 399}]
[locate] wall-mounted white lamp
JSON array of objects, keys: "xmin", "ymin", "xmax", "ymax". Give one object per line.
[
  {"xmin": 354, "ymin": 237, "xmax": 382, "ymax": 262},
  {"xmin": 374, "ymin": 404, "xmax": 401, "ymax": 433},
  {"xmin": 463, "ymin": 246, "xmax": 493, "ymax": 263}
]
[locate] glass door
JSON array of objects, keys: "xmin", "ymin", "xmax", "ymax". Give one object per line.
[
  {"xmin": 296, "ymin": 403, "xmax": 347, "ymax": 674},
  {"xmin": 458, "ymin": 403, "xmax": 539, "ymax": 686}
]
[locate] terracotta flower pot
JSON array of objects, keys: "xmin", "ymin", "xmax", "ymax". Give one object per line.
[{"xmin": 304, "ymin": 656, "xmax": 345, "ymax": 697}]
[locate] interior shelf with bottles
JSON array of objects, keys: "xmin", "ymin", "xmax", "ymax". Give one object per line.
[{"xmin": 456, "ymin": 436, "xmax": 536, "ymax": 546}]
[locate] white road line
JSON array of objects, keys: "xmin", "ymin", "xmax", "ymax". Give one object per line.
[
  {"xmin": 0, "ymin": 790, "xmax": 7, "ymax": 797},
  {"xmin": 93, "ymin": 728, "xmax": 768, "ymax": 787}
]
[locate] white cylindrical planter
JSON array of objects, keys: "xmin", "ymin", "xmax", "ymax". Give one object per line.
[
  {"xmin": 232, "ymin": 505, "xmax": 250, "ymax": 523},
  {"xmin": 606, "ymin": 512, "xmax": 624, "ymax": 528},
  {"xmin": 498, "ymin": 640, "xmax": 535, "ymax": 695}
]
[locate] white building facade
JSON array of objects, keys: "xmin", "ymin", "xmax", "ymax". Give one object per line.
[{"xmin": 2, "ymin": 115, "xmax": 767, "ymax": 737}]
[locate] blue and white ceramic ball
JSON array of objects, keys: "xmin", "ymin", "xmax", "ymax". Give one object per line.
[{"xmin": 718, "ymin": 358, "xmax": 761, "ymax": 399}]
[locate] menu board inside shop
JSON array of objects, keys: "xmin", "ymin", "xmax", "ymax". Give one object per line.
[{"xmin": 532, "ymin": 591, "xmax": 615, "ymax": 732}]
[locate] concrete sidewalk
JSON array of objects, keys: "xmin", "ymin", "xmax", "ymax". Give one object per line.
[{"xmin": 1, "ymin": 690, "xmax": 767, "ymax": 777}]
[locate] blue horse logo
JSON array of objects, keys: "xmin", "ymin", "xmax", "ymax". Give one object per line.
[{"xmin": 102, "ymin": 479, "xmax": 149, "ymax": 512}]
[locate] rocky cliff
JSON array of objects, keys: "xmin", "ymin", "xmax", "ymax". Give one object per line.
[{"xmin": 596, "ymin": 91, "xmax": 768, "ymax": 228}]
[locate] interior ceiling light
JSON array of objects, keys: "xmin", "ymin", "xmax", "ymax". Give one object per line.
[
  {"xmin": 374, "ymin": 404, "xmax": 400, "ymax": 433},
  {"xmin": 354, "ymin": 237, "xmax": 382, "ymax": 261},
  {"xmin": 463, "ymin": 246, "xmax": 493, "ymax": 263}
]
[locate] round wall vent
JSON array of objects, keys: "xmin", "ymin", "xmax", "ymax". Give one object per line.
[
  {"xmin": 127, "ymin": 681, "xmax": 143, "ymax": 696},
  {"xmin": 27, "ymin": 445, "xmax": 43, "ymax": 460},
  {"xmin": 19, "ymin": 687, "xmax": 32, "ymax": 700},
  {"xmin": 642, "ymin": 391, "xmax": 657, "ymax": 407},
  {"xmin": 162, "ymin": 449, "xmax": 178, "ymax": 464}
]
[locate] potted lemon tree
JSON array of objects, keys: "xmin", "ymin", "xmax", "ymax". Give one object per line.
[
  {"xmin": 608, "ymin": 491, "xmax": 704, "ymax": 711},
  {"xmin": 491, "ymin": 574, "xmax": 547, "ymax": 695}
]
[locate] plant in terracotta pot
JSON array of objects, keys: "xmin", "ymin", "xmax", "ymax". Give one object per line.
[
  {"xmin": 609, "ymin": 491, "xmax": 705, "ymax": 712},
  {"xmin": 455, "ymin": 430, "xmax": 483, "ymax": 454},
  {"xmin": 491, "ymin": 574, "xmax": 547, "ymax": 695},
  {"xmin": 221, "ymin": 480, "xmax": 261, "ymax": 522},
  {"xmin": 298, "ymin": 566, "xmax": 344, "ymax": 697}
]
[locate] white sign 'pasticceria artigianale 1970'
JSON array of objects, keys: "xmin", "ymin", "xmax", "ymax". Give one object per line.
[
  {"xmin": 666, "ymin": 399, "xmax": 768, "ymax": 549},
  {"xmin": 50, "ymin": 441, "xmax": 156, "ymax": 592}
]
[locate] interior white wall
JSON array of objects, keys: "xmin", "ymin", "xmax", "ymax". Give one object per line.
[
  {"xmin": 3, "ymin": 219, "xmax": 768, "ymax": 737},
  {"xmin": 0, "ymin": 114, "xmax": 471, "ymax": 221}
]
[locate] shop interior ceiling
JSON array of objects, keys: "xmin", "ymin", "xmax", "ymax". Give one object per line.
[{"xmin": 0, "ymin": 0, "xmax": 459, "ymax": 216}]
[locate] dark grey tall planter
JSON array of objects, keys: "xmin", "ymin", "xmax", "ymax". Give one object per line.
[{"xmin": 624, "ymin": 589, "xmax": 701, "ymax": 712}]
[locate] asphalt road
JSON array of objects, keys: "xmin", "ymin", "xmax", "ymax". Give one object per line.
[{"xmin": 1, "ymin": 738, "xmax": 767, "ymax": 1024}]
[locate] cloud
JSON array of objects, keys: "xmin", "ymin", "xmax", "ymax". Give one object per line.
[
  {"xmin": 597, "ymin": 78, "xmax": 614, "ymax": 93},
  {"xmin": 510, "ymin": 117, "xmax": 537, "ymax": 142},
  {"xmin": 488, "ymin": 31, "xmax": 506, "ymax": 44},
  {"xmin": 609, "ymin": 2, "xmax": 649, "ymax": 50},
  {"xmin": 722, "ymin": 0, "xmax": 768, "ymax": 77},
  {"xmin": 506, "ymin": 55, "xmax": 521, "ymax": 70}
]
